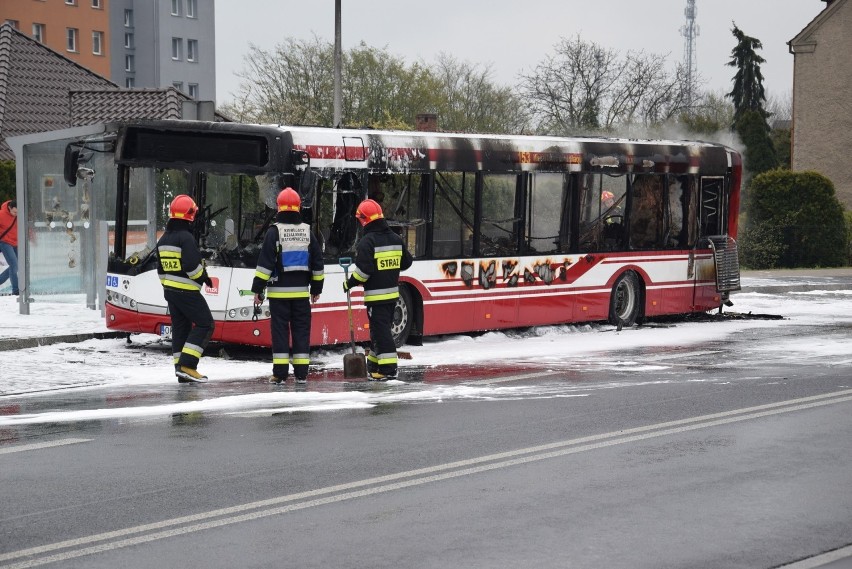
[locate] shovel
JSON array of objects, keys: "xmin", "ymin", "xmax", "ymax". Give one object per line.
[{"xmin": 339, "ymin": 257, "xmax": 367, "ymax": 379}]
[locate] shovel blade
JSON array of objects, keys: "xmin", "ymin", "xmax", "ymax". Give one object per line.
[{"xmin": 343, "ymin": 353, "xmax": 367, "ymax": 379}]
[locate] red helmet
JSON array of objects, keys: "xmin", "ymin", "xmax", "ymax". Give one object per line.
[
  {"xmin": 355, "ymin": 199, "xmax": 384, "ymax": 227},
  {"xmin": 169, "ymin": 195, "xmax": 198, "ymax": 222},
  {"xmin": 277, "ymin": 187, "xmax": 301, "ymax": 212}
]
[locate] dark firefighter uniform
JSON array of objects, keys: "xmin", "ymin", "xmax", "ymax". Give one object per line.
[
  {"xmin": 156, "ymin": 195, "xmax": 214, "ymax": 383},
  {"xmin": 343, "ymin": 199, "xmax": 413, "ymax": 380},
  {"xmin": 251, "ymin": 195, "xmax": 324, "ymax": 383}
]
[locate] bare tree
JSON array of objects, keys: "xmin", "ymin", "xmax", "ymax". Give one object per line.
[
  {"xmin": 432, "ymin": 54, "xmax": 530, "ymax": 134},
  {"xmin": 519, "ymin": 36, "xmax": 618, "ymax": 133},
  {"xmin": 343, "ymin": 42, "xmax": 438, "ymax": 129},
  {"xmin": 520, "ymin": 35, "xmax": 687, "ymax": 135},
  {"xmin": 764, "ymin": 90, "xmax": 792, "ymax": 124},
  {"xmin": 228, "ymin": 35, "xmax": 335, "ymax": 125},
  {"xmin": 225, "ymin": 37, "xmax": 528, "ymax": 134}
]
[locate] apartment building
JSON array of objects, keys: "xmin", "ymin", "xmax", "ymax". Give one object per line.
[
  {"xmin": 2, "ymin": 0, "xmax": 216, "ymax": 102},
  {"xmin": 109, "ymin": 0, "xmax": 216, "ymax": 101},
  {"xmin": 2, "ymin": 0, "xmax": 111, "ymax": 77}
]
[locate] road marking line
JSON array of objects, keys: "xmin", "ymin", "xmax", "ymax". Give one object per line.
[
  {"xmin": 0, "ymin": 438, "xmax": 92, "ymax": 456},
  {"xmin": 774, "ymin": 544, "xmax": 852, "ymax": 568},
  {"xmin": 3, "ymin": 389, "xmax": 852, "ymax": 568}
]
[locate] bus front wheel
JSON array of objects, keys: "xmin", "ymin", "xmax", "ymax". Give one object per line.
[
  {"xmin": 391, "ymin": 286, "xmax": 414, "ymax": 347},
  {"xmin": 608, "ymin": 271, "xmax": 641, "ymax": 327}
]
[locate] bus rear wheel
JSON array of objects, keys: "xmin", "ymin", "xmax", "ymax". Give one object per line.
[
  {"xmin": 391, "ymin": 286, "xmax": 413, "ymax": 347},
  {"xmin": 608, "ymin": 271, "xmax": 641, "ymax": 327}
]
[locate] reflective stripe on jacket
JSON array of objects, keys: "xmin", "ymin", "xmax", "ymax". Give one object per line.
[
  {"xmin": 346, "ymin": 219, "xmax": 413, "ymax": 305},
  {"xmin": 156, "ymin": 219, "xmax": 207, "ymax": 292},
  {"xmin": 251, "ymin": 212, "xmax": 324, "ymax": 299}
]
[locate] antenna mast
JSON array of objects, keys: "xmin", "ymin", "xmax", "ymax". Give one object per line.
[{"xmin": 681, "ymin": 0, "xmax": 699, "ymax": 113}]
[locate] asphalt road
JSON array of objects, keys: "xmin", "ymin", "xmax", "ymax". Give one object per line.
[{"xmin": 2, "ymin": 310, "xmax": 852, "ymax": 568}]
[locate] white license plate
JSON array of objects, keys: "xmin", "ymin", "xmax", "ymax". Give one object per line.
[{"xmin": 159, "ymin": 324, "xmax": 172, "ymax": 338}]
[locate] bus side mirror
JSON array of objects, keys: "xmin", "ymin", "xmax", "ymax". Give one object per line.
[
  {"xmin": 290, "ymin": 150, "xmax": 310, "ymax": 166},
  {"xmin": 64, "ymin": 146, "xmax": 80, "ymax": 187}
]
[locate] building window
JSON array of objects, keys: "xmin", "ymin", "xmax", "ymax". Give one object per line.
[
  {"xmin": 91, "ymin": 0, "xmax": 102, "ymax": 8},
  {"xmin": 125, "ymin": 54, "xmax": 134, "ymax": 72},
  {"xmin": 171, "ymin": 38, "xmax": 182, "ymax": 60},
  {"xmin": 124, "ymin": 9, "xmax": 133, "ymax": 27},
  {"xmin": 5, "ymin": 20, "xmax": 19, "ymax": 30},
  {"xmin": 66, "ymin": 0, "xmax": 77, "ymax": 5},
  {"xmin": 171, "ymin": 0, "xmax": 181, "ymax": 15},
  {"xmin": 188, "ymin": 84, "xmax": 199, "ymax": 99},
  {"xmin": 173, "ymin": 82, "xmax": 184, "ymax": 92},
  {"xmin": 92, "ymin": 31, "xmax": 103, "ymax": 55},
  {"xmin": 124, "ymin": 33, "xmax": 134, "ymax": 49},
  {"xmin": 126, "ymin": 77, "xmax": 135, "ymax": 88},
  {"xmin": 187, "ymin": 39, "xmax": 198, "ymax": 62},
  {"xmin": 67, "ymin": 28, "xmax": 78, "ymax": 52},
  {"xmin": 186, "ymin": 0, "xmax": 197, "ymax": 18},
  {"xmin": 32, "ymin": 23, "xmax": 45, "ymax": 43}
]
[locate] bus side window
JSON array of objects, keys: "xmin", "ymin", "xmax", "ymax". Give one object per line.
[
  {"xmin": 699, "ymin": 177, "xmax": 725, "ymax": 237},
  {"xmin": 629, "ymin": 174, "xmax": 664, "ymax": 249},
  {"xmin": 600, "ymin": 174, "xmax": 627, "ymax": 251},
  {"xmin": 481, "ymin": 173, "xmax": 520, "ymax": 257},
  {"xmin": 432, "ymin": 171, "xmax": 474, "ymax": 258},
  {"xmin": 326, "ymin": 173, "xmax": 362, "ymax": 257},
  {"xmin": 666, "ymin": 175, "xmax": 696, "ymax": 249},
  {"xmin": 578, "ymin": 173, "xmax": 600, "ymax": 252},
  {"xmin": 578, "ymin": 173, "xmax": 627, "ymax": 252},
  {"xmin": 388, "ymin": 172, "xmax": 426, "ymax": 258},
  {"xmin": 527, "ymin": 173, "xmax": 564, "ymax": 254}
]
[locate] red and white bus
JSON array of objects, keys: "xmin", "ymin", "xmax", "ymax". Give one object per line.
[{"xmin": 71, "ymin": 120, "xmax": 741, "ymax": 348}]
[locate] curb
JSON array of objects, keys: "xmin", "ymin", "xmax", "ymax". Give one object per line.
[
  {"xmin": 0, "ymin": 331, "xmax": 126, "ymax": 352},
  {"xmin": 737, "ymin": 283, "xmax": 852, "ymax": 294}
]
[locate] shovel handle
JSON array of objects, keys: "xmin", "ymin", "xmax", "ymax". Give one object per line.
[
  {"xmin": 339, "ymin": 256, "xmax": 352, "ymax": 277},
  {"xmin": 339, "ymin": 257, "xmax": 357, "ymax": 353}
]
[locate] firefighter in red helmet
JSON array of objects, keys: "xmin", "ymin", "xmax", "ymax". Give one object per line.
[
  {"xmin": 251, "ymin": 187, "xmax": 324, "ymax": 384},
  {"xmin": 156, "ymin": 194, "xmax": 215, "ymax": 383},
  {"xmin": 343, "ymin": 199, "xmax": 413, "ymax": 380}
]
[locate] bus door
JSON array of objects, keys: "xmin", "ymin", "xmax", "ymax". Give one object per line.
[{"xmin": 693, "ymin": 176, "xmax": 727, "ymax": 307}]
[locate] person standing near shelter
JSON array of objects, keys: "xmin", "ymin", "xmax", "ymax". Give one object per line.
[
  {"xmin": 343, "ymin": 199, "xmax": 412, "ymax": 380},
  {"xmin": 252, "ymin": 188, "xmax": 324, "ymax": 384},
  {"xmin": 157, "ymin": 195, "xmax": 214, "ymax": 383},
  {"xmin": 0, "ymin": 200, "xmax": 19, "ymax": 296}
]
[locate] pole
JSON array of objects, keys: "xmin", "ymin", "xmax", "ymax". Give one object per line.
[{"xmin": 333, "ymin": 0, "xmax": 342, "ymax": 128}]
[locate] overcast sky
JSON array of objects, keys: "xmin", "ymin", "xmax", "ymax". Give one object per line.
[{"xmin": 214, "ymin": 0, "xmax": 823, "ymax": 108}]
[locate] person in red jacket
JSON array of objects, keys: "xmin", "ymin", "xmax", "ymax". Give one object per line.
[{"xmin": 0, "ymin": 200, "xmax": 19, "ymax": 296}]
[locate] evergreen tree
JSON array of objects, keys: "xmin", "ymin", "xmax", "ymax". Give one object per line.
[
  {"xmin": 726, "ymin": 24, "xmax": 777, "ymax": 176},
  {"xmin": 736, "ymin": 109, "xmax": 779, "ymax": 175},
  {"xmin": 727, "ymin": 24, "xmax": 768, "ymax": 125}
]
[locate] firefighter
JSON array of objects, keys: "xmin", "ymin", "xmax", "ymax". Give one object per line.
[
  {"xmin": 252, "ymin": 188, "xmax": 324, "ymax": 384},
  {"xmin": 342, "ymin": 199, "xmax": 413, "ymax": 380},
  {"xmin": 157, "ymin": 194, "xmax": 215, "ymax": 383}
]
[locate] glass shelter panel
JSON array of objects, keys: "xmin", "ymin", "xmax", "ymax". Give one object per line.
[{"xmin": 21, "ymin": 137, "xmax": 116, "ymax": 294}]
